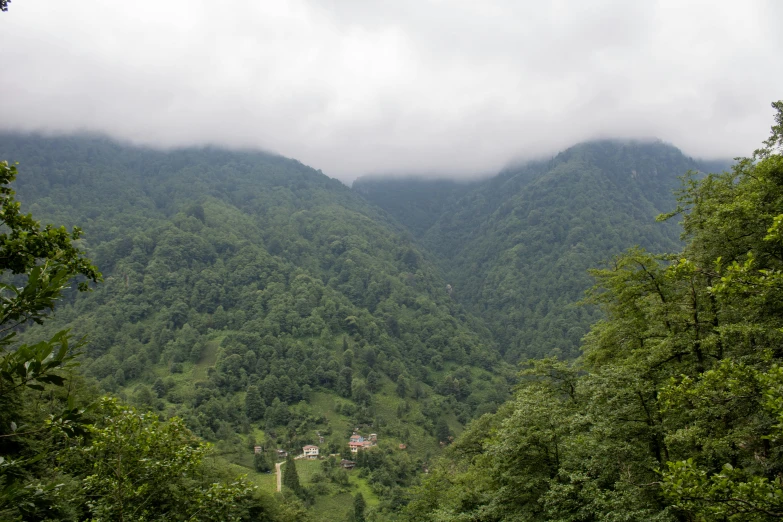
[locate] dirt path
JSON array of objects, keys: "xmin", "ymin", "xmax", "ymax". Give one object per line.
[{"xmin": 275, "ymin": 462, "xmax": 282, "ymax": 492}]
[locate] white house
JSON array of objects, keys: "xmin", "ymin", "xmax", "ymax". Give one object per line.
[{"xmin": 303, "ymin": 445, "xmax": 319, "ymax": 459}]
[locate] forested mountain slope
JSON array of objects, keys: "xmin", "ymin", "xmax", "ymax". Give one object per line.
[
  {"xmin": 0, "ymin": 134, "xmax": 511, "ymax": 519},
  {"xmin": 407, "ymin": 102, "xmax": 783, "ymax": 522},
  {"xmin": 352, "ymin": 177, "xmax": 478, "ymax": 238},
  {"xmin": 356, "ymin": 141, "xmax": 713, "ymax": 360}
]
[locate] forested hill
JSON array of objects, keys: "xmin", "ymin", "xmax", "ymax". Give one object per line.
[
  {"xmin": 0, "ymin": 134, "xmax": 511, "ymax": 519},
  {"xmin": 355, "ymin": 140, "xmax": 717, "ymax": 360},
  {"xmin": 407, "ymin": 103, "xmax": 783, "ymax": 522},
  {"xmin": 352, "ymin": 177, "xmax": 479, "ymax": 238}
]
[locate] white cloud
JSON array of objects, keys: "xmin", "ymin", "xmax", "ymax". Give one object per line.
[{"xmin": 1, "ymin": 0, "xmax": 781, "ymax": 181}]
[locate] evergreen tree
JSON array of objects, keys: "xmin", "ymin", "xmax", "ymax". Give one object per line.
[
  {"xmin": 245, "ymin": 385, "xmax": 265, "ymax": 421},
  {"xmin": 353, "ymin": 492, "xmax": 366, "ymax": 522},
  {"xmin": 152, "ymin": 378, "xmax": 166, "ymax": 398},
  {"xmin": 254, "ymin": 451, "xmax": 271, "ymax": 473},
  {"xmin": 338, "ymin": 367, "xmax": 353, "ymax": 397},
  {"xmin": 435, "ymin": 417, "xmax": 450, "ymax": 444},
  {"xmin": 396, "ymin": 375, "xmax": 408, "ymax": 398},
  {"xmin": 366, "ymin": 371, "xmax": 380, "ymax": 393},
  {"xmin": 282, "ymin": 454, "xmax": 302, "ymax": 496}
]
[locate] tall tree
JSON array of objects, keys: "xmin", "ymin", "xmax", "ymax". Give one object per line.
[
  {"xmin": 353, "ymin": 492, "xmax": 366, "ymax": 522},
  {"xmin": 282, "ymin": 454, "xmax": 302, "ymax": 496},
  {"xmin": 245, "ymin": 385, "xmax": 265, "ymax": 421}
]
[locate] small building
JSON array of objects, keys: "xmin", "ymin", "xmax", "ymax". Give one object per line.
[
  {"xmin": 276, "ymin": 449, "xmax": 288, "ymax": 459},
  {"xmin": 254, "ymin": 445, "xmax": 263, "ymax": 455},
  {"xmin": 303, "ymin": 445, "xmax": 319, "ymax": 459},
  {"xmin": 349, "ymin": 432, "xmax": 378, "ymax": 453},
  {"xmin": 399, "ymin": 444, "xmax": 407, "ymax": 450},
  {"xmin": 340, "ymin": 459, "xmax": 356, "ymax": 469}
]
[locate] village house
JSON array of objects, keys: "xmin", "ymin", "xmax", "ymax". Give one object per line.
[
  {"xmin": 303, "ymin": 445, "xmax": 319, "ymax": 459},
  {"xmin": 276, "ymin": 449, "xmax": 288, "ymax": 459},
  {"xmin": 348, "ymin": 432, "xmax": 378, "ymax": 453},
  {"xmin": 340, "ymin": 459, "xmax": 356, "ymax": 469},
  {"xmin": 253, "ymin": 445, "xmax": 263, "ymax": 455}
]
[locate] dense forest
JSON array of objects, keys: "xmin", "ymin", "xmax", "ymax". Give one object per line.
[
  {"xmin": 0, "ymin": 135, "xmax": 511, "ymax": 521},
  {"xmin": 406, "ymin": 102, "xmax": 783, "ymax": 520},
  {"xmin": 356, "ymin": 141, "xmax": 730, "ymax": 361},
  {"xmin": 0, "ymin": 102, "xmax": 780, "ymax": 520}
]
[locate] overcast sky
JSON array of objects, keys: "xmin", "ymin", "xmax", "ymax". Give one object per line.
[{"xmin": 1, "ymin": 1, "xmax": 781, "ymax": 182}]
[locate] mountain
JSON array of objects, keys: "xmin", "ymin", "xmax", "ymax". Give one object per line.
[
  {"xmin": 355, "ymin": 140, "xmax": 717, "ymax": 360},
  {"xmin": 352, "ymin": 177, "xmax": 479, "ymax": 238},
  {"xmin": 0, "ymin": 134, "xmax": 512, "ymax": 519},
  {"xmin": 0, "ymin": 132, "xmax": 734, "ymax": 520},
  {"xmin": 405, "ymin": 103, "xmax": 783, "ymax": 522}
]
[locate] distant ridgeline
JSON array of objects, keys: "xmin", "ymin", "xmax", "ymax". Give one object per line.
[
  {"xmin": 354, "ymin": 140, "xmax": 729, "ymax": 360},
  {"xmin": 0, "ymin": 132, "xmax": 733, "ymax": 519},
  {"xmin": 404, "ymin": 104, "xmax": 783, "ymax": 522},
  {"xmin": 0, "ymin": 134, "xmax": 512, "ymax": 515}
]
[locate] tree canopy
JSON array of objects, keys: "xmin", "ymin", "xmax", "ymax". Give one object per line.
[
  {"xmin": 406, "ymin": 101, "xmax": 783, "ymax": 521},
  {"xmin": 0, "ymin": 160, "xmax": 277, "ymax": 521}
]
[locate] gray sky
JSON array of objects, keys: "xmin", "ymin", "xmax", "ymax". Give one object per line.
[{"xmin": 1, "ymin": 1, "xmax": 781, "ymax": 182}]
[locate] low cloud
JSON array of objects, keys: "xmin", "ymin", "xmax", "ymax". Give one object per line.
[{"xmin": 1, "ymin": 0, "xmax": 781, "ymax": 182}]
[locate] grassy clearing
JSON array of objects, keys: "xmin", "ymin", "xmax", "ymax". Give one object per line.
[
  {"xmin": 311, "ymin": 492, "xmax": 353, "ymax": 521},
  {"xmin": 292, "ymin": 458, "xmax": 322, "ymax": 484},
  {"xmin": 281, "ymin": 458, "xmax": 381, "ymax": 520},
  {"xmin": 307, "ymin": 469, "xmax": 380, "ymax": 521},
  {"xmin": 219, "ymin": 461, "xmax": 277, "ymax": 495},
  {"xmin": 347, "ymin": 473, "xmax": 379, "ymax": 507},
  {"xmin": 252, "ymin": 471, "xmax": 278, "ymax": 495},
  {"xmin": 193, "ymin": 338, "xmax": 220, "ymax": 380},
  {"xmin": 310, "ymin": 392, "xmax": 351, "ymax": 436}
]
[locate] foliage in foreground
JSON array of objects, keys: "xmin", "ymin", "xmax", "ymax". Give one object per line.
[
  {"xmin": 0, "ymin": 160, "xmax": 278, "ymax": 521},
  {"xmin": 61, "ymin": 397, "xmax": 271, "ymax": 521},
  {"xmin": 407, "ymin": 104, "xmax": 783, "ymax": 521}
]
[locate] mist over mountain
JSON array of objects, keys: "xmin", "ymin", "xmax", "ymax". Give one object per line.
[
  {"xmin": 0, "ymin": 133, "xmax": 513, "ymax": 519},
  {"xmin": 0, "ymin": 126, "xmax": 763, "ymax": 521},
  {"xmin": 2, "ymin": 0, "xmax": 782, "ymax": 519},
  {"xmin": 355, "ymin": 140, "xmax": 725, "ymax": 360},
  {"xmin": 2, "ymin": 1, "xmax": 779, "ymax": 181}
]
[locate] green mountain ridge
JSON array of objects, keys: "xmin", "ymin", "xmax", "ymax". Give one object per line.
[
  {"xmin": 0, "ymin": 131, "xmax": 738, "ymax": 520},
  {"xmin": 355, "ymin": 139, "xmax": 719, "ymax": 360},
  {"xmin": 406, "ymin": 103, "xmax": 783, "ymax": 522},
  {"xmin": 0, "ymin": 133, "xmax": 511, "ymax": 520}
]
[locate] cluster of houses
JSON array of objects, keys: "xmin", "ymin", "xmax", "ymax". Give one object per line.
[
  {"xmin": 299, "ymin": 431, "xmax": 378, "ymax": 459},
  {"xmin": 348, "ymin": 432, "xmax": 377, "ymax": 453},
  {"xmin": 257, "ymin": 431, "xmax": 380, "ymax": 464}
]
